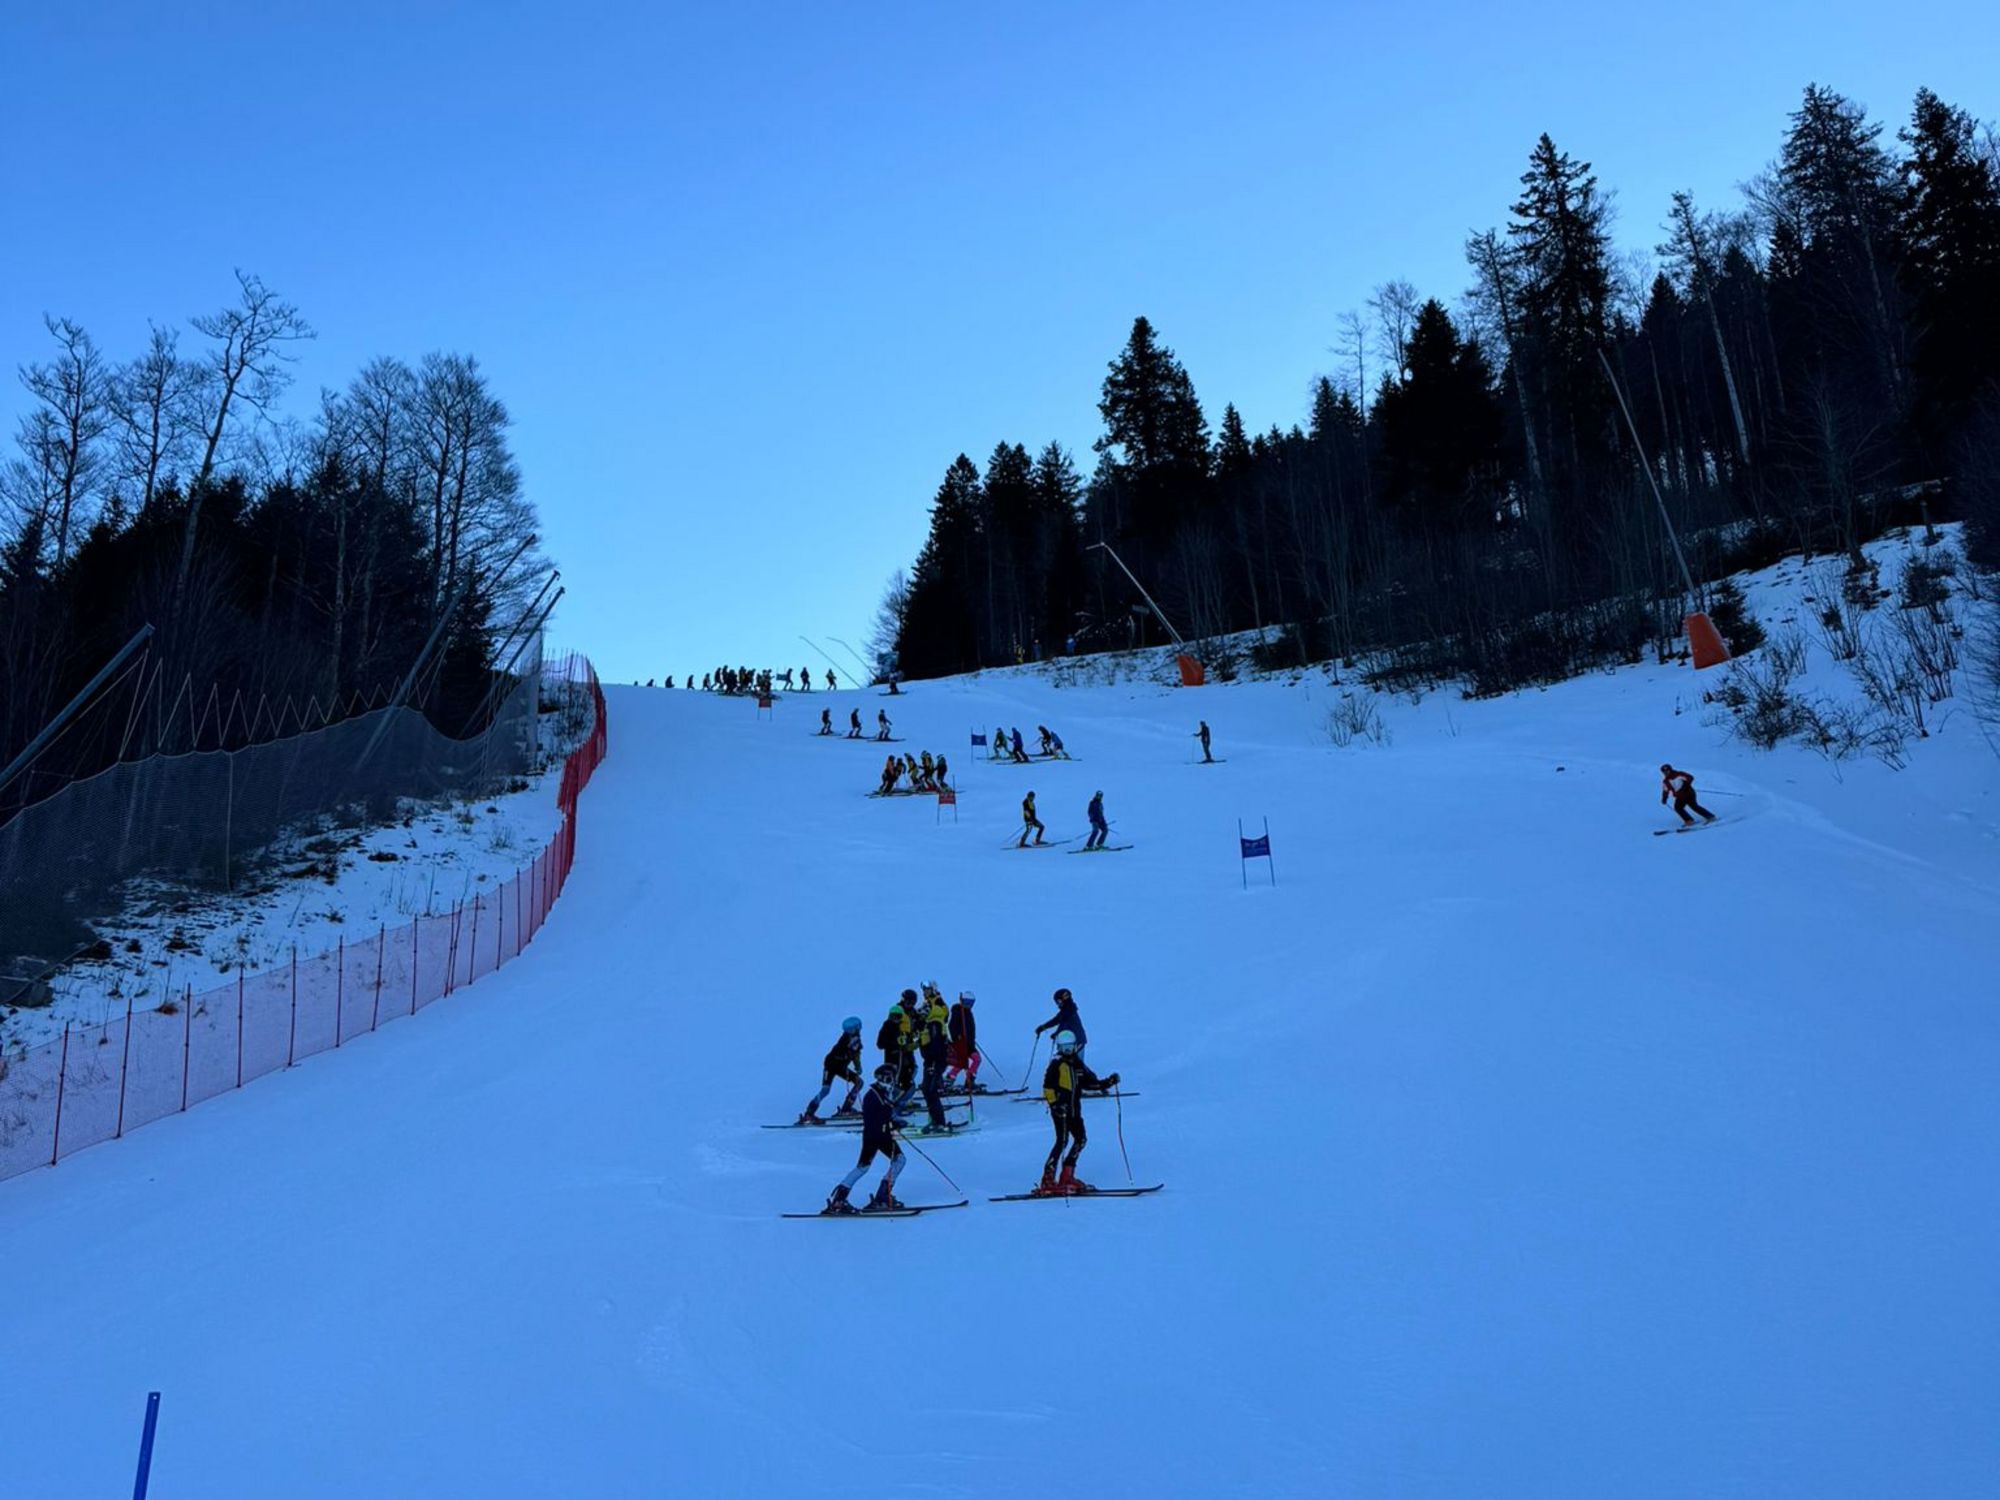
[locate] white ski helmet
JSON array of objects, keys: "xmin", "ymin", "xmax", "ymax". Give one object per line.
[{"xmin": 1053, "ymin": 1030, "xmax": 1079, "ymax": 1055}]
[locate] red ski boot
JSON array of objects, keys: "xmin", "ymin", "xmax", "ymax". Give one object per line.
[{"xmin": 1057, "ymin": 1164, "xmax": 1093, "ymax": 1196}]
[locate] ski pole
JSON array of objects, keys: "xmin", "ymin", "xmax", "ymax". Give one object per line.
[
  {"xmin": 1021, "ymin": 1031, "xmax": 1043, "ymax": 1095},
  {"xmin": 897, "ymin": 1127, "xmax": 962, "ymax": 1195},
  {"xmin": 975, "ymin": 1044, "xmax": 1008, "ymax": 1090},
  {"xmin": 1113, "ymin": 1084, "xmax": 1134, "ymax": 1186}
]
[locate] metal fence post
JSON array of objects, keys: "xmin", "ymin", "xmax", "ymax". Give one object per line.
[{"xmin": 51, "ymin": 1023, "xmax": 71, "ymax": 1166}]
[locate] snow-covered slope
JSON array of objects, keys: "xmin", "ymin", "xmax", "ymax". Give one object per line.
[{"xmin": 2, "ymin": 541, "xmax": 1997, "ymax": 1497}]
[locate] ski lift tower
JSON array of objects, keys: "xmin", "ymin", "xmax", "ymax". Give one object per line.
[{"xmin": 1088, "ymin": 542, "xmax": 1206, "ymax": 686}]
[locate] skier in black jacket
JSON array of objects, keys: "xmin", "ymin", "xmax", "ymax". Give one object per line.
[
  {"xmin": 942, "ymin": 990, "xmax": 979, "ymax": 1091},
  {"xmin": 1033, "ymin": 986, "xmax": 1087, "ymax": 1059},
  {"xmin": 826, "ymin": 1066, "xmax": 907, "ymax": 1213},
  {"xmin": 916, "ymin": 985, "xmax": 952, "ymax": 1130},
  {"xmin": 879, "ymin": 991, "xmax": 918, "ymax": 1111},
  {"xmin": 799, "ymin": 1016, "xmax": 864, "ymax": 1123},
  {"xmin": 1038, "ymin": 1030, "xmax": 1120, "ymax": 1195}
]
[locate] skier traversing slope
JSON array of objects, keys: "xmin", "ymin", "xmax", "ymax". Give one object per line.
[
  {"xmin": 825, "ymin": 1065, "xmax": 907, "ymax": 1213},
  {"xmin": 1037, "ymin": 1030, "xmax": 1120, "ymax": 1196},
  {"xmin": 799, "ymin": 1016, "xmax": 864, "ymax": 1123},
  {"xmin": 1660, "ymin": 764, "xmax": 1717, "ymax": 826},
  {"xmin": 1018, "ymin": 791, "xmax": 1046, "ymax": 848},
  {"xmin": 1084, "ymin": 790, "xmax": 1108, "ymax": 851}
]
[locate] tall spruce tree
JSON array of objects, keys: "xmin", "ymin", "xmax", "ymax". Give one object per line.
[{"xmin": 895, "ymin": 454, "xmax": 984, "ymax": 678}]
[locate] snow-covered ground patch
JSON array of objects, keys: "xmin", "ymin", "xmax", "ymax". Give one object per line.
[
  {"xmin": 0, "ymin": 545, "xmax": 1994, "ymax": 1496},
  {"xmin": 0, "ymin": 698, "xmax": 588, "ymax": 1057}
]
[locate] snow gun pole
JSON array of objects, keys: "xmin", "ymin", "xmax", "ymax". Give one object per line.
[
  {"xmin": 797, "ymin": 635, "xmax": 849, "ymax": 690},
  {"xmin": 1114, "ymin": 1085, "xmax": 1134, "ymax": 1186},
  {"xmin": 1088, "ymin": 542, "xmax": 1187, "ymax": 653},
  {"xmin": 1598, "ymin": 347, "xmax": 1698, "ymax": 603},
  {"xmin": 898, "ymin": 1128, "xmax": 961, "ymax": 1195}
]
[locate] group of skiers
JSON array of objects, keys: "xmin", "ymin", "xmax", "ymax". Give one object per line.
[
  {"xmin": 992, "ymin": 724, "xmax": 1066, "ymax": 762},
  {"xmin": 816, "ymin": 707, "xmax": 896, "ymax": 740},
  {"xmin": 806, "ymin": 984, "xmax": 1121, "ymax": 1213},
  {"xmin": 878, "ymin": 750, "xmax": 950, "ymax": 794},
  {"xmin": 705, "ymin": 666, "xmax": 838, "ymax": 695}
]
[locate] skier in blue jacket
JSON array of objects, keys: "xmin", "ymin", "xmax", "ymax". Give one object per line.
[
  {"xmin": 1084, "ymin": 791, "xmax": 1109, "ymax": 850},
  {"xmin": 826, "ymin": 1065, "xmax": 907, "ymax": 1213}
]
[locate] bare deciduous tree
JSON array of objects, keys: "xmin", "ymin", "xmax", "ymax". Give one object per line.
[
  {"xmin": 109, "ymin": 325, "xmax": 202, "ymax": 516},
  {"xmin": 178, "ymin": 272, "xmax": 314, "ymax": 601},
  {"xmin": 18, "ymin": 316, "xmax": 111, "ymax": 566}
]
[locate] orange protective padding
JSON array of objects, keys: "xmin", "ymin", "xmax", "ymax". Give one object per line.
[
  {"xmin": 1176, "ymin": 654, "xmax": 1206, "ymax": 687},
  {"xmin": 1685, "ymin": 612, "xmax": 1730, "ymax": 670}
]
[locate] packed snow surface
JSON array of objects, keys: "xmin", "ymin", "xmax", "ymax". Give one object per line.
[{"xmin": 4, "ymin": 545, "xmax": 1998, "ymax": 1496}]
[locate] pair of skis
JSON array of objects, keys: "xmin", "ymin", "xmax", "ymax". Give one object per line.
[{"xmin": 784, "ymin": 1185, "xmax": 1165, "ymax": 1218}]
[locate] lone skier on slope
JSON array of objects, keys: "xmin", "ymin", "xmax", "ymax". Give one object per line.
[
  {"xmin": 826, "ymin": 1065, "xmax": 907, "ymax": 1213},
  {"xmin": 943, "ymin": 990, "xmax": 979, "ymax": 1091},
  {"xmin": 877, "ymin": 709, "xmax": 893, "ymax": 742},
  {"xmin": 818, "ymin": 708, "xmax": 833, "ymax": 736},
  {"xmin": 1084, "ymin": 790, "xmax": 1109, "ymax": 851},
  {"xmin": 799, "ymin": 1016, "xmax": 865, "ymax": 1123},
  {"xmin": 848, "ymin": 708, "xmax": 863, "ymax": 739},
  {"xmin": 1660, "ymin": 763, "xmax": 1717, "ymax": 827},
  {"xmin": 1038, "ymin": 1030, "xmax": 1120, "ymax": 1196},
  {"xmin": 1019, "ymin": 791, "xmax": 1046, "ymax": 847},
  {"xmin": 1196, "ymin": 721, "xmax": 1212, "ymax": 763},
  {"xmin": 1034, "ymin": 986, "xmax": 1087, "ymax": 1060}
]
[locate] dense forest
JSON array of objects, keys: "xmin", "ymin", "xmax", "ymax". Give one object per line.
[
  {"xmin": 886, "ymin": 85, "xmax": 2000, "ymax": 694},
  {"xmin": 0, "ymin": 272, "xmax": 550, "ymax": 816}
]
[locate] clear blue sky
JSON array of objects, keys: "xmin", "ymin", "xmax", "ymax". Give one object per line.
[{"xmin": 4, "ymin": 1, "xmax": 1995, "ymax": 682}]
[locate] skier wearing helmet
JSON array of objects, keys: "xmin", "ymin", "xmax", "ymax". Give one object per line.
[
  {"xmin": 1659, "ymin": 763, "xmax": 1717, "ymax": 827},
  {"xmin": 1033, "ymin": 987, "xmax": 1086, "ymax": 1060},
  {"xmin": 825, "ymin": 1064, "xmax": 908, "ymax": 1214},
  {"xmin": 1037, "ymin": 1030, "xmax": 1120, "ymax": 1196},
  {"xmin": 799, "ymin": 1016, "xmax": 865, "ymax": 1124},
  {"xmin": 1084, "ymin": 790, "xmax": 1109, "ymax": 850}
]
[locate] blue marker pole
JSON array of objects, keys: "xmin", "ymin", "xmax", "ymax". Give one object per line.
[{"xmin": 132, "ymin": 1392, "xmax": 161, "ymax": 1500}]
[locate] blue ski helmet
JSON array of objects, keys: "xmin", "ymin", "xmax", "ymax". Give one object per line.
[
  {"xmin": 1053, "ymin": 1030, "xmax": 1079, "ymax": 1055},
  {"xmin": 841, "ymin": 1016, "xmax": 862, "ymax": 1033}
]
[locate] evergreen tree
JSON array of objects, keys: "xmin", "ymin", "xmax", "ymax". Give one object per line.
[
  {"xmin": 895, "ymin": 455, "xmax": 984, "ymax": 678},
  {"xmin": 1898, "ymin": 87, "xmax": 2000, "ymax": 452},
  {"xmin": 1094, "ymin": 316, "xmax": 1212, "ymax": 547},
  {"xmin": 1507, "ymin": 134, "xmax": 1617, "ymax": 540},
  {"xmin": 1373, "ymin": 300, "xmax": 1507, "ymax": 529}
]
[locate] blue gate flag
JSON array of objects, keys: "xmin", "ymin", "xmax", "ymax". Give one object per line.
[
  {"xmin": 970, "ymin": 731, "xmax": 987, "ymax": 747},
  {"xmin": 1240, "ymin": 834, "xmax": 1271, "ymax": 859}
]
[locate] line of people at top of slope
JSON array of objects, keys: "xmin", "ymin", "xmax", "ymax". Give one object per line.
[
  {"xmin": 1016, "ymin": 788, "xmax": 1116, "ymax": 849},
  {"xmin": 877, "ymin": 750, "xmax": 950, "ymax": 794},
  {"xmin": 700, "ymin": 666, "xmax": 841, "ymax": 696},
  {"xmin": 816, "ymin": 707, "xmax": 896, "ymax": 740},
  {"xmin": 989, "ymin": 724, "xmax": 1066, "ymax": 761},
  {"xmin": 802, "ymin": 985, "xmax": 1120, "ymax": 1209}
]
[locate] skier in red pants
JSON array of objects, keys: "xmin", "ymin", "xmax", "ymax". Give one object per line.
[{"xmin": 1660, "ymin": 764, "xmax": 1717, "ymax": 826}]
